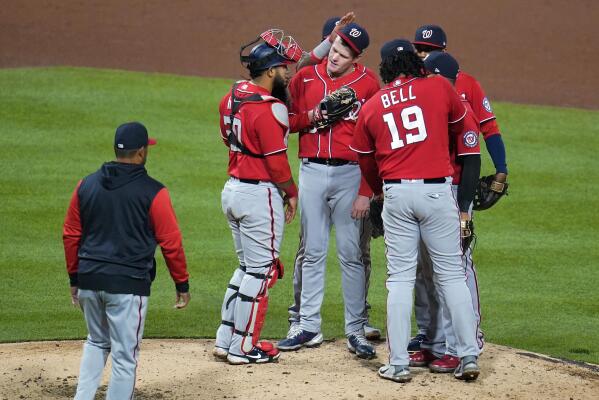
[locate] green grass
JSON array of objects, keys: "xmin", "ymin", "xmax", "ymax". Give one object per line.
[{"xmin": 0, "ymin": 67, "xmax": 597, "ymax": 365}]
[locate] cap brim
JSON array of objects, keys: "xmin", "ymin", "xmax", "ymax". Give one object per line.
[
  {"xmin": 337, "ymin": 31, "xmax": 362, "ymax": 55},
  {"xmin": 412, "ymin": 41, "xmax": 445, "ymax": 49},
  {"xmin": 148, "ymin": 138, "xmax": 157, "ymax": 146}
]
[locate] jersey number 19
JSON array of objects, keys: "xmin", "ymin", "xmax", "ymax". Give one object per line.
[{"xmin": 383, "ymin": 105, "xmax": 427, "ymax": 150}]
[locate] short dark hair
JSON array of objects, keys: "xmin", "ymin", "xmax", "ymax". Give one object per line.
[
  {"xmin": 379, "ymin": 51, "xmax": 426, "ymax": 84},
  {"xmin": 114, "ymin": 146, "xmax": 142, "ymax": 159},
  {"xmin": 249, "ymin": 67, "xmax": 268, "ymax": 79}
]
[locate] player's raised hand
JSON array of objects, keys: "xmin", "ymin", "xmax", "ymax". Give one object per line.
[
  {"xmin": 329, "ymin": 12, "xmax": 355, "ymax": 43},
  {"xmin": 285, "ymin": 196, "xmax": 298, "ymax": 224},
  {"xmin": 174, "ymin": 291, "xmax": 191, "ymax": 309}
]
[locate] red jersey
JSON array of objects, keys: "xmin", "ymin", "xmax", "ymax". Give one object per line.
[
  {"xmin": 219, "ymin": 81, "xmax": 290, "ymax": 181},
  {"xmin": 288, "ymin": 60, "xmax": 380, "ymax": 161},
  {"xmin": 455, "ymin": 71, "xmax": 500, "ymax": 139},
  {"xmin": 450, "ymin": 101, "xmax": 481, "ymax": 184},
  {"xmin": 351, "ymin": 75, "xmax": 477, "ymax": 179}
]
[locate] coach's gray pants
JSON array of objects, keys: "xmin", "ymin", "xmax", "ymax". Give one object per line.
[
  {"xmin": 298, "ymin": 160, "xmax": 367, "ymax": 335},
  {"xmin": 75, "ymin": 290, "xmax": 148, "ymax": 400},
  {"xmin": 382, "ymin": 181, "xmax": 478, "ymax": 366}
]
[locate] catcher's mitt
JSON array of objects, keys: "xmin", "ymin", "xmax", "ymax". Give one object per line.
[
  {"xmin": 473, "ymin": 175, "xmax": 509, "ymax": 211},
  {"xmin": 312, "ymin": 86, "xmax": 357, "ymax": 129},
  {"xmin": 369, "ymin": 198, "xmax": 384, "ymax": 239},
  {"xmin": 460, "ymin": 219, "xmax": 475, "ymax": 253}
]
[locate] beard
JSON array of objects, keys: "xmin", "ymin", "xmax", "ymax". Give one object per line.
[{"xmin": 271, "ymin": 74, "xmax": 289, "ymax": 105}]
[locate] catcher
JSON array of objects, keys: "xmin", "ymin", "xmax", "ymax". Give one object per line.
[{"xmin": 276, "ymin": 22, "xmax": 381, "ymax": 359}]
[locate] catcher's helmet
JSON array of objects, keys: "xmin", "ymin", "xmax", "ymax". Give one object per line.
[{"xmin": 244, "ymin": 43, "xmax": 292, "ymax": 72}]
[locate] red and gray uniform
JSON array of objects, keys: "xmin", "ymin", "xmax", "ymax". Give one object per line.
[
  {"xmin": 63, "ymin": 162, "xmax": 189, "ymax": 399},
  {"xmin": 415, "ymin": 101, "xmax": 485, "ymax": 358},
  {"xmin": 287, "ymin": 60, "xmax": 380, "ymax": 335},
  {"xmin": 351, "ymin": 75, "xmax": 479, "ymax": 366},
  {"xmin": 215, "ymin": 81, "xmax": 294, "ymax": 356}
]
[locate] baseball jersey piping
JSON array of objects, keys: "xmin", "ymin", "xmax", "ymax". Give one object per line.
[
  {"xmin": 263, "ymin": 147, "xmax": 288, "ymax": 156},
  {"xmin": 349, "ymin": 144, "xmax": 374, "ymax": 154},
  {"xmin": 314, "ymin": 65, "xmax": 328, "ymax": 158},
  {"xmin": 479, "ymin": 116, "xmax": 496, "ymax": 124},
  {"xmin": 449, "ymin": 108, "xmax": 467, "ymax": 124},
  {"xmin": 380, "ymin": 77, "xmax": 418, "ymax": 91}
]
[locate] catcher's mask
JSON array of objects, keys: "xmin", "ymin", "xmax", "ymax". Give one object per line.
[{"xmin": 240, "ymin": 29, "xmax": 303, "ymax": 72}]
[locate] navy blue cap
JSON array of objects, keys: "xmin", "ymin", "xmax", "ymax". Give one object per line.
[
  {"xmin": 246, "ymin": 43, "xmax": 292, "ymax": 72},
  {"xmin": 337, "ymin": 22, "xmax": 370, "ymax": 55},
  {"xmin": 380, "ymin": 39, "xmax": 416, "ymax": 61},
  {"xmin": 322, "ymin": 17, "xmax": 341, "ymax": 39},
  {"xmin": 114, "ymin": 122, "xmax": 156, "ymax": 150},
  {"xmin": 424, "ymin": 51, "xmax": 459, "ymax": 80},
  {"xmin": 413, "ymin": 24, "xmax": 447, "ymax": 49}
]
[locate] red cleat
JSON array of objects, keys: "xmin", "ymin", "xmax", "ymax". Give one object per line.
[
  {"xmin": 429, "ymin": 354, "xmax": 460, "ymax": 373},
  {"xmin": 409, "ymin": 349, "xmax": 438, "ymax": 367},
  {"xmin": 257, "ymin": 340, "xmax": 280, "ymax": 358}
]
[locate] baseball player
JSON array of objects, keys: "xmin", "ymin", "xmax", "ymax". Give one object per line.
[
  {"xmin": 409, "ymin": 52, "xmax": 486, "ymax": 373},
  {"xmin": 408, "ymin": 24, "xmax": 509, "ymax": 356},
  {"xmin": 286, "ymin": 15, "xmax": 382, "ymax": 342},
  {"xmin": 277, "ymin": 22, "xmax": 380, "ymax": 359},
  {"xmin": 63, "ymin": 122, "xmax": 191, "ymax": 399},
  {"xmin": 213, "ymin": 32, "xmax": 300, "ymax": 365},
  {"xmin": 351, "ymin": 49, "xmax": 481, "ymax": 382}
]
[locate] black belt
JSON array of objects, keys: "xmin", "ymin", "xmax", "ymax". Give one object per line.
[
  {"xmin": 307, "ymin": 157, "xmax": 354, "ymax": 166},
  {"xmin": 384, "ymin": 177, "xmax": 447, "ymax": 184},
  {"xmin": 238, "ymin": 178, "xmax": 260, "ymax": 184}
]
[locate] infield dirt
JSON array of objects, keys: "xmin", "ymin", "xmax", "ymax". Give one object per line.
[{"xmin": 1, "ymin": 339, "xmax": 598, "ymax": 399}]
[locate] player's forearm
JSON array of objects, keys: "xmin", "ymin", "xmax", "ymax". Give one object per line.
[
  {"xmin": 289, "ymin": 111, "xmax": 312, "ymax": 132},
  {"xmin": 149, "ymin": 188, "xmax": 190, "ymax": 291},
  {"xmin": 265, "ymin": 152, "xmax": 298, "ymax": 198},
  {"xmin": 63, "ymin": 181, "xmax": 82, "ymax": 285},
  {"xmin": 357, "ymin": 153, "xmax": 383, "ymax": 195},
  {"xmin": 483, "ymin": 134, "xmax": 508, "ymax": 174},
  {"xmin": 457, "ymin": 154, "xmax": 481, "ymax": 212}
]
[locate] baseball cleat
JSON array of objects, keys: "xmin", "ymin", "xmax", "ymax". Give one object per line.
[
  {"xmin": 212, "ymin": 346, "xmax": 229, "ymax": 360},
  {"xmin": 227, "ymin": 347, "xmax": 280, "ymax": 365},
  {"xmin": 277, "ymin": 329, "xmax": 323, "ymax": 351},
  {"xmin": 364, "ymin": 323, "xmax": 382, "ymax": 340},
  {"xmin": 407, "ymin": 333, "xmax": 427, "ymax": 353},
  {"xmin": 286, "ymin": 321, "xmax": 302, "ymax": 339},
  {"xmin": 453, "ymin": 355, "xmax": 480, "ymax": 381},
  {"xmin": 409, "ymin": 349, "xmax": 438, "ymax": 367},
  {"xmin": 378, "ymin": 364, "xmax": 411, "ymax": 383},
  {"xmin": 429, "ymin": 354, "xmax": 460, "ymax": 373},
  {"xmin": 347, "ymin": 333, "xmax": 376, "ymax": 359}
]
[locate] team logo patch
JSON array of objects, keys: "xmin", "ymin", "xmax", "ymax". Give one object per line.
[
  {"xmin": 483, "ymin": 97, "xmax": 492, "ymax": 112},
  {"xmin": 463, "ymin": 131, "xmax": 478, "ymax": 148},
  {"xmin": 349, "ymin": 28, "xmax": 362, "ymax": 37},
  {"xmin": 422, "ymin": 29, "xmax": 433, "ymax": 39}
]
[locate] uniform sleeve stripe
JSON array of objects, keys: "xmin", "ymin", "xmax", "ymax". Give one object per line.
[
  {"xmin": 457, "ymin": 151, "xmax": 481, "ymax": 156},
  {"xmin": 263, "ymin": 147, "xmax": 288, "ymax": 156},
  {"xmin": 480, "ymin": 116, "xmax": 496, "ymax": 124},
  {"xmin": 349, "ymin": 145, "xmax": 375, "ymax": 154},
  {"xmin": 449, "ymin": 108, "xmax": 467, "ymax": 124}
]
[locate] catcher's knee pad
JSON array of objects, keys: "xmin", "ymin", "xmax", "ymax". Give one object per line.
[{"xmin": 235, "ymin": 260, "xmax": 283, "ymax": 353}]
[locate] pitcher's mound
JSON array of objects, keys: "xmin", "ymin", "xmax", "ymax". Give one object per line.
[{"xmin": 1, "ymin": 339, "xmax": 597, "ymax": 399}]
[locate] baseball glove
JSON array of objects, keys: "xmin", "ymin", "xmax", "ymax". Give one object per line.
[
  {"xmin": 369, "ymin": 198, "xmax": 384, "ymax": 239},
  {"xmin": 460, "ymin": 219, "xmax": 475, "ymax": 253},
  {"xmin": 473, "ymin": 175, "xmax": 509, "ymax": 211},
  {"xmin": 312, "ymin": 86, "xmax": 357, "ymax": 129}
]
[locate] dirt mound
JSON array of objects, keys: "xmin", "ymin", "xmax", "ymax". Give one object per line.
[
  {"xmin": 1, "ymin": 339, "xmax": 597, "ymax": 399},
  {"xmin": 1, "ymin": 1, "xmax": 597, "ymax": 109}
]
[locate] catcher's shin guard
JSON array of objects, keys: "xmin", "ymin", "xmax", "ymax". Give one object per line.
[
  {"xmin": 236, "ymin": 259, "xmax": 284, "ymax": 353},
  {"xmin": 215, "ymin": 266, "xmax": 245, "ymax": 349}
]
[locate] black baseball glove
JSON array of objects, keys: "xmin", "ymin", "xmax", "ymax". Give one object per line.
[
  {"xmin": 312, "ymin": 86, "xmax": 357, "ymax": 129},
  {"xmin": 473, "ymin": 175, "xmax": 509, "ymax": 211},
  {"xmin": 460, "ymin": 219, "xmax": 475, "ymax": 253},
  {"xmin": 369, "ymin": 198, "xmax": 384, "ymax": 239}
]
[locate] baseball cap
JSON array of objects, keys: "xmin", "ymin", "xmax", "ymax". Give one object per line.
[
  {"xmin": 413, "ymin": 24, "xmax": 447, "ymax": 49},
  {"xmin": 380, "ymin": 39, "xmax": 416, "ymax": 61},
  {"xmin": 336, "ymin": 22, "xmax": 370, "ymax": 55},
  {"xmin": 114, "ymin": 122, "xmax": 156, "ymax": 150},
  {"xmin": 424, "ymin": 51, "xmax": 459, "ymax": 80},
  {"xmin": 322, "ymin": 17, "xmax": 341, "ymax": 39}
]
